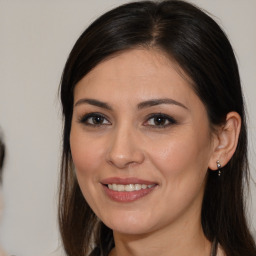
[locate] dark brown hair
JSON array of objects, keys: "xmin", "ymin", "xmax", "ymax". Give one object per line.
[
  {"xmin": 0, "ymin": 136, "xmax": 5, "ymax": 183},
  {"xmin": 59, "ymin": 1, "xmax": 256, "ymax": 255}
]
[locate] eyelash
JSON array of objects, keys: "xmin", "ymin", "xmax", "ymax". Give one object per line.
[
  {"xmin": 78, "ymin": 112, "xmax": 177, "ymax": 128},
  {"xmin": 78, "ymin": 113, "xmax": 111, "ymax": 127},
  {"xmin": 144, "ymin": 113, "xmax": 177, "ymax": 128}
]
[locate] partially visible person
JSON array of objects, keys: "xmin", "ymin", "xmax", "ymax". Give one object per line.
[
  {"xmin": 0, "ymin": 136, "xmax": 5, "ymax": 182},
  {"xmin": 0, "ymin": 135, "xmax": 7, "ymax": 256}
]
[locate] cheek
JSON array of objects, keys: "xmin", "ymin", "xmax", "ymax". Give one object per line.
[
  {"xmin": 70, "ymin": 126, "xmax": 104, "ymax": 180},
  {"xmin": 148, "ymin": 128, "xmax": 211, "ymax": 183},
  {"xmin": 147, "ymin": 131, "xmax": 211, "ymax": 217},
  {"xmin": 69, "ymin": 126, "xmax": 106, "ymax": 215}
]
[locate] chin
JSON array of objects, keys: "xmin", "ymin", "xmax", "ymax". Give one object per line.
[
  {"xmin": 111, "ymin": 224, "xmax": 152, "ymax": 236},
  {"xmin": 102, "ymin": 211, "xmax": 157, "ymax": 235}
]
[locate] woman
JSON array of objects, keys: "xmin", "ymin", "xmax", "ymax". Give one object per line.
[{"xmin": 58, "ymin": 1, "xmax": 256, "ymax": 255}]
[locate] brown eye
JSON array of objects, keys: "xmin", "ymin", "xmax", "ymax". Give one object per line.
[
  {"xmin": 79, "ymin": 113, "xmax": 111, "ymax": 126},
  {"xmin": 145, "ymin": 114, "xmax": 177, "ymax": 128},
  {"xmin": 90, "ymin": 116, "xmax": 105, "ymax": 125},
  {"xmin": 153, "ymin": 116, "xmax": 168, "ymax": 126}
]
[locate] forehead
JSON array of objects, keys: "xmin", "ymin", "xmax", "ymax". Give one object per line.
[{"xmin": 74, "ymin": 48, "xmax": 197, "ymax": 107}]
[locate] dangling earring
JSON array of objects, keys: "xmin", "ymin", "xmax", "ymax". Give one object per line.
[{"xmin": 216, "ymin": 160, "xmax": 222, "ymax": 176}]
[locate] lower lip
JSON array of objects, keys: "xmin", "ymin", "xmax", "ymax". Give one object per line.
[{"xmin": 102, "ymin": 185, "xmax": 156, "ymax": 202}]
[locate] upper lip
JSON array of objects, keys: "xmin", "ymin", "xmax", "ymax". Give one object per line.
[{"xmin": 101, "ymin": 177, "xmax": 157, "ymax": 185}]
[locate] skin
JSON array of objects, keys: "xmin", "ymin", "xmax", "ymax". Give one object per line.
[{"xmin": 70, "ymin": 48, "xmax": 223, "ymax": 256}]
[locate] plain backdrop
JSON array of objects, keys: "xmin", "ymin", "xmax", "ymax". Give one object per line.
[{"xmin": 0, "ymin": 1, "xmax": 255, "ymax": 256}]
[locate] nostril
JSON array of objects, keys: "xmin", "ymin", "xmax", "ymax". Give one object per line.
[{"xmin": 106, "ymin": 148, "xmax": 145, "ymax": 169}]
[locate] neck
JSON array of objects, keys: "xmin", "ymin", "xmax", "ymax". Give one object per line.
[{"xmin": 110, "ymin": 216, "xmax": 211, "ymax": 256}]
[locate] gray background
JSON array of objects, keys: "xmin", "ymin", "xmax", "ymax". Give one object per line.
[{"xmin": 0, "ymin": 1, "xmax": 255, "ymax": 256}]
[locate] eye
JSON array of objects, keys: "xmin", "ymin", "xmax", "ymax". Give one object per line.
[
  {"xmin": 78, "ymin": 113, "xmax": 111, "ymax": 126},
  {"xmin": 144, "ymin": 114, "xmax": 176, "ymax": 128}
]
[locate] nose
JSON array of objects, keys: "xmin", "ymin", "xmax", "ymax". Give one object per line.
[{"xmin": 106, "ymin": 126, "xmax": 145, "ymax": 169}]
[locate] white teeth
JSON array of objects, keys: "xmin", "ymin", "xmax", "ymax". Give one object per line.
[
  {"xmin": 107, "ymin": 184, "xmax": 154, "ymax": 192},
  {"xmin": 135, "ymin": 184, "xmax": 142, "ymax": 190},
  {"xmin": 112, "ymin": 184, "xmax": 118, "ymax": 191},
  {"xmin": 125, "ymin": 184, "xmax": 135, "ymax": 191},
  {"xmin": 117, "ymin": 184, "xmax": 124, "ymax": 191}
]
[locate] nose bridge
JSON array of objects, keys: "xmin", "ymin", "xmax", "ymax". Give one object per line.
[{"xmin": 106, "ymin": 121, "xmax": 144, "ymax": 168}]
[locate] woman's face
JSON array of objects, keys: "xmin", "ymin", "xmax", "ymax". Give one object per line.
[{"xmin": 70, "ymin": 49, "xmax": 216, "ymax": 235}]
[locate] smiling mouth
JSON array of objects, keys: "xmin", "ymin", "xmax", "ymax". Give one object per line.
[
  {"xmin": 102, "ymin": 182, "xmax": 157, "ymax": 202},
  {"xmin": 107, "ymin": 183, "xmax": 155, "ymax": 192}
]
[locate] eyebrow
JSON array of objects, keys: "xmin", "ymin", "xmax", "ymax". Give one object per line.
[
  {"xmin": 74, "ymin": 98, "xmax": 112, "ymax": 110},
  {"xmin": 137, "ymin": 98, "xmax": 188, "ymax": 110},
  {"xmin": 74, "ymin": 98, "xmax": 188, "ymax": 110}
]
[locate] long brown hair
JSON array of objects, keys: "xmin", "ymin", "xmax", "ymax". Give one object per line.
[{"xmin": 59, "ymin": 1, "xmax": 256, "ymax": 255}]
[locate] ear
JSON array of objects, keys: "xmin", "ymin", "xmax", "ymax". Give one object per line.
[{"xmin": 208, "ymin": 112, "xmax": 241, "ymax": 171}]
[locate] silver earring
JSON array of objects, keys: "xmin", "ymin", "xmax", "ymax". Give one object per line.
[{"xmin": 216, "ymin": 160, "xmax": 221, "ymax": 176}]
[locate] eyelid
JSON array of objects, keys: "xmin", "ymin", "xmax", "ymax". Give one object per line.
[
  {"xmin": 77, "ymin": 112, "xmax": 111, "ymax": 126},
  {"xmin": 143, "ymin": 113, "xmax": 177, "ymax": 128},
  {"xmin": 77, "ymin": 112, "xmax": 177, "ymax": 128}
]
